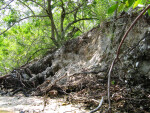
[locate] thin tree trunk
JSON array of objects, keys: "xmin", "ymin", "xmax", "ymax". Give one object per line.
[{"xmin": 47, "ymin": 0, "xmax": 59, "ymax": 47}]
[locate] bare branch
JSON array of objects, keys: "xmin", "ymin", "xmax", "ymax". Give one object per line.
[
  {"xmin": 47, "ymin": 0, "xmax": 59, "ymax": 46},
  {"xmin": 43, "ymin": 0, "xmax": 46, "ymax": 7},
  {"xmin": 0, "ymin": 0, "xmax": 14, "ymax": 10},
  {"xmin": 0, "ymin": 15, "xmax": 48, "ymax": 35},
  {"xmin": 90, "ymin": 97, "xmax": 104, "ymax": 113},
  {"xmin": 65, "ymin": 4, "xmax": 83, "ymax": 15},
  {"xmin": 28, "ymin": 0, "xmax": 47, "ymax": 11},
  {"xmin": 26, "ymin": 47, "xmax": 50, "ymax": 64},
  {"xmin": 0, "ymin": 74, "xmax": 11, "ymax": 79},
  {"xmin": 59, "ymin": 1, "xmax": 83, "ymax": 40},
  {"xmin": 18, "ymin": 0, "xmax": 35, "ymax": 16},
  {"xmin": 65, "ymin": 18, "xmax": 98, "ymax": 32},
  {"xmin": 60, "ymin": 0, "xmax": 65, "ymax": 39}
]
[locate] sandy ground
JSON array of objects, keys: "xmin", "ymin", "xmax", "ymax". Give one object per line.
[{"xmin": 0, "ymin": 96, "xmax": 90, "ymax": 113}]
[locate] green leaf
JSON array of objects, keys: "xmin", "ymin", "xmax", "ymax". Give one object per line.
[
  {"xmin": 127, "ymin": 0, "xmax": 135, "ymax": 7},
  {"xmin": 148, "ymin": 9, "xmax": 150, "ymax": 16},
  {"xmin": 133, "ymin": 0, "xmax": 142, "ymax": 9},
  {"xmin": 3, "ymin": 32, "xmax": 8, "ymax": 37},
  {"xmin": 118, "ymin": 3, "xmax": 125, "ymax": 12},
  {"xmin": 108, "ymin": 3, "xmax": 118, "ymax": 14},
  {"xmin": 123, "ymin": 0, "xmax": 128, "ymax": 3},
  {"xmin": 2, "ymin": 49, "xmax": 9, "ymax": 55},
  {"xmin": 141, "ymin": 0, "xmax": 147, "ymax": 5},
  {"xmin": 0, "ymin": 56, "xmax": 2, "ymax": 61},
  {"xmin": 111, "ymin": 80, "xmax": 115, "ymax": 85}
]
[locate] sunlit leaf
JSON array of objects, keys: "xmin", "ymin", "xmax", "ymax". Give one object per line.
[
  {"xmin": 148, "ymin": 9, "xmax": 150, "ymax": 16},
  {"xmin": 118, "ymin": 3, "xmax": 125, "ymax": 12},
  {"xmin": 127, "ymin": 0, "xmax": 135, "ymax": 7},
  {"xmin": 123, "ymin": 0, "xmax": 128, "ymax": 3},
  {"xmin": 108, "ymin": 3, "xmax": 118, "ymax": 14},
  {"xmin": 111, "ymin": 80, "xmax": 115, "ymax": 85},
  {"xmin": 0, "ymin": 57, "xmax": 2, "ymax": 61},
  {"xmin": 133, "ymin": 0, "xmax": 142, "ymax": 9},
  {"xmin": 141, "ymin": 0, "xmax": 147, "ymax": 5}
]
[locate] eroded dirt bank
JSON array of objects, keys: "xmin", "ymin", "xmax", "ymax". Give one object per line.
[{"xmin": 0, "ymin": 12, "xmax": 150, "ymax": 112}]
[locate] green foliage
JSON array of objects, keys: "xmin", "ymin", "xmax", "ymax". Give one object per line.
[
  {"xmin": 3, "ymin": 10, "xmax": 18, "ymax": 27},
  {"xmin": 126, "ymin": 0, "xmax": 135, "ymax": 8},
  {"xmin": 148, "ymin": 9, "xmax": 150, "ymax": 15},
  {"xmin": 107, "ymin": 0, "xmax": 150, "ymax": 15},
  {"xmin": 111, "ymin": 80, "xmax": 115, "ymax": 85},
  {"xmin": 94, "ymin": 0, "xmax": 110, "ymax": 23},
  {"xmin": 133, "ymin": 0, "xmax": 142, "ymax": 8},
  {"xmin": 108, "ymin": 2, "xmax": 118, "ymax": 14},
  {"xmin": 0, "ymin": 20, "xmax": 54, "ymax": 74}
]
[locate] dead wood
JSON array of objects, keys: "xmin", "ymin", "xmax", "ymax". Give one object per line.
[{"xmin": 0, "ymin": 74, "xmax": 11, "ymax": 79}]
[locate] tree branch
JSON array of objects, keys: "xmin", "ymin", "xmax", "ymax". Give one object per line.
[
  {"xmin": 26, "ymin": 47, "xmax": 50, "ymax": 64},
  {"xmin": 65, "ymin": 4, "xmax": 83, "ymax": 15},
  {"xmin": 0, "ymin": 0, "xmax": 14, "ymax": 10},
  {"xmin": 43, "ymin": 0, "xmax": 46, "ymax": 7},
  {"xmin": 0, "ymin": 74, "xmax": 11, "ymax": 79},
  {"xmin": 18, "ymin": 0, "xmax": 35, "ymax": 16},
  {"xmin": 64, "ymin": 18, "xmax": 98, "ymax": 32},
  {"xmin": 0, "ymin": 15, "xmax": 48, "ymax": 35},
  {"xmin": 89, "ymin": 97, "xmax": 104, "ymax": 113},
  {"xmin": 47, "ymin": 0, "xmax": 59, "ymax": 46},
  {"xmin": 28, "ymin": 0, "xmax": 47, "ymax": 11},
  {"xmin": 60, "ymin": 0, "xmax": 65, "ymax": 39}
]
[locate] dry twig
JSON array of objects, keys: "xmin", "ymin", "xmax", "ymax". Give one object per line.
[{"xmin": 89, "ymin": 96, "xmax": 104, "ymax": 113}]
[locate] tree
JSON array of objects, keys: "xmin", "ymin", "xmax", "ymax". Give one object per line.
[
  {"xmin": 0, "ymin": 0, "xmax": 148, "ymax": 74},
  {"xmin": 0, "ymin": 0, "xmax": 98, "ymax": 47},
  {"xmin": 0, "ymin": 0, "xmax": 101, "ymax": 74}
]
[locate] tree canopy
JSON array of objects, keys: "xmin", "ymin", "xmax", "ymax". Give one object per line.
[{"xmin": 0, "ymin": 0, "xmax": 149, "ymax": 75}]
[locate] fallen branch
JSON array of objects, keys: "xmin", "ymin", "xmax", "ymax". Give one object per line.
[
  {"xmin": 107, "ymin": 4, "xmax": 150, "ymax": 111},
  {"xmin": 35, "ymin": 67, "xmax": 106, "ymax": 95},
  {"xmin": 0, "ymin": 74, "xmax": 11, "ymax": 79},
  {"xmin": 89, "ymin": 96, "xmax": 104, "ymax": 113}
]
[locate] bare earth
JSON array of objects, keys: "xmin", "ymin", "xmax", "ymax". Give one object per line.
[{"xmin": 0, "ymin": 96, "xmax": 89, "ymax": 113}]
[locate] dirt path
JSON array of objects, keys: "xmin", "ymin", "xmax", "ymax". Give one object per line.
[{"xmin": 0, "ymin": 96, "xmax": 89, "ymax": 113}]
